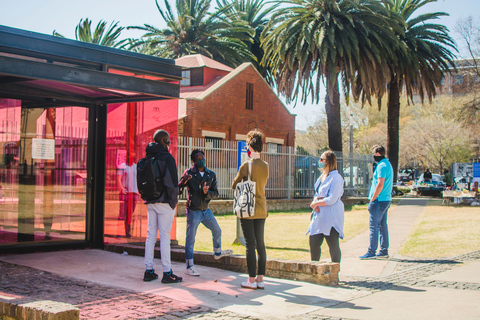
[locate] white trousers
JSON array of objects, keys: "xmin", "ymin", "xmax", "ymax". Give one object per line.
[{"xmin": 144, "ymin": 203, "xmax": 175, "ymax": 272}]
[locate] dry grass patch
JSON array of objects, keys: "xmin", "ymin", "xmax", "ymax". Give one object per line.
[
  {"xmin": 175, "ymin": 205, "xmax": 370, "ymax": 261},
  {"xmin": 400, "ymin": 205, "xmax": 480, "ymax": 258}
]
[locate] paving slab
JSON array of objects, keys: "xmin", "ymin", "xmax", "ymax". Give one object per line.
[
  {"xmin": 0, "ymin": 250, "xmax": 368, "ymax": 319},
  {"xmin": 311, "ymin": 285, "xmax": 480, "ymax": 320},
  {"xmin": 423, "ymin": 260, "xmax": 480, "ymax": 283}
]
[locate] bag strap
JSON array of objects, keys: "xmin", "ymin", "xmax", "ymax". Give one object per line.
[{"xmin": 247, "ymin": 160, "xmax": 252, "ymax": 181}]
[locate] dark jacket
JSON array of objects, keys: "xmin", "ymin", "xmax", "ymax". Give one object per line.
[
  {"xmin": 144, "ymin": 142, "xmax": 179, "ymax": 209},
  {"xmin": 179, "ymin": 165, "xmax": 218, "ymax": 211}
]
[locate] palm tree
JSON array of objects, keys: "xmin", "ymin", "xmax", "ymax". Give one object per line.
[
  {"xmin": 216, "ymin": 0, "xmax": 279, "ymax": 78},
  {"xmin": 53, "ymin": 18, "xmax": 127, "ymax": 48},
  {"xmin": 128, "ymin": 0, "xmax": 255, "ymax": 68},
  {"xmin": 383, "ymin": 0, "xmax": 456, "ymax": 181},
  {"xmin": 261, "ymin": 0, "xmax": 402, "ymax": 152}
]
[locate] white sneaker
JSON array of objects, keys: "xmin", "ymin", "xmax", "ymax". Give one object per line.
[
  {"xmin": 241, "ymin": 280, "xmax": 257, "ymax": 289},
  {"xmin": 185, "ymin": 266, "xmax": 200, "ymax": 276},
  {"xmin": 256, "ymin": 281, "xmax": 264, "ymax": 289},
  {"xmin": 214, "ymin": 249, "xmax": 233, "ymax": 260}
]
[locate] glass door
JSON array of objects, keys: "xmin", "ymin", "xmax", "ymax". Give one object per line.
[{"xmin": 0, "ymin": 99, "xmax": 89, "ymax": 245}]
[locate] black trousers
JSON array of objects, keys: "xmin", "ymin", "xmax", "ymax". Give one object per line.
[
  {"xmin": 240, "ymin": 218, "xmax": 266, "ymax": 278},
  {"xmin": 309, "ymin": 227, "xmax": 341, "ymax": 263}
]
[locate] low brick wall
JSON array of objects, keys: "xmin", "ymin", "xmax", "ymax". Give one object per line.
[
  {"xmin": 105, "ymin": 244, "xmax": 339, "ymax": 286},
  {"xmin": 176, "ymin": 197, "xmax": 368, "ymax": 216},
  {"xmin": 0, "ymin": 299, "xmax": 79, "ymax": 320}
]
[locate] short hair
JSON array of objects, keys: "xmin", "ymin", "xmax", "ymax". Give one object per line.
[
  {"xmin": 246, "ymin": 129, "xmax": 264, "ymax": 152},
  {"xmin": 370, "ymin": 145, "xmax": 386, "ymax": 156},
  {"xmin": 153, "ymin": 129, "xmax": 169, "ymax": 144},
  {"xmin": 190, "ymin": 149, "xmax": 205, "ymax": 162}
]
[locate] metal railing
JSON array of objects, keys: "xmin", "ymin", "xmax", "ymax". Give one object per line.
[{"xmin": 177, "ymin": 137, "xmax": 372, "ymax": 199}]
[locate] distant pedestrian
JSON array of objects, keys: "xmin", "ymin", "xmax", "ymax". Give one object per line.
[
  {"xmin": 232, "ymin": 130, "xmax": 269, "ymax": 290},
  {"xmin": 179, "ymin": 149, "xmax": 232, "ymax": 277},
  {"xmin": 307, "ymin": 150, "xmax": 344, "ymax": 263},
  {"xmin": 443, "ymin": 169, "xmax": 452, "ymax": 187},
  {"xmin": 360, "ymin": 145, "xmax": 393, "ymax": 260},
  {"xmin": 424, "ymin": 168, "xmax": 432, "ymax": 183},
  {"xmin": 141, "ymin": 129, "xmax": 182, "ymax": 283}
]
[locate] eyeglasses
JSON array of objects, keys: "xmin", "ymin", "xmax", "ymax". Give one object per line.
[{"xmin": 319, "ymin": 158, "xmax": 326, "ymax": 162}]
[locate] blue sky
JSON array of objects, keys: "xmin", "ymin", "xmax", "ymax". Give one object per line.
[{"xmin": 1, "ymin": 0, "xmax": 478, "ymax": 129}]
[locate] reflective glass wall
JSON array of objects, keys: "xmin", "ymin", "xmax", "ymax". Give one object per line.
[
  {"xmin": 0, "ymin": 99, "xmax": 88, "ymax": 245},
  {"xmin": 104, "ymin": 100, "xmax": 178, "ymax": 243}
]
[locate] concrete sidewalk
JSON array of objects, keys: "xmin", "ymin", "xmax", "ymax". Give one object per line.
[{"xmin": 1, "ymin": 199, "xmax": 480, "ymax": 320}]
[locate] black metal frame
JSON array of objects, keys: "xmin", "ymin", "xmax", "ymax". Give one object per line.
[{"xmin": 0, "ymin": 25, "xmax": 181, "ymax": 253}]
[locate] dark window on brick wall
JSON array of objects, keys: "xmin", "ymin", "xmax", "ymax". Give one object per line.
[
  {"xmin": 190, "ymin": 68, "xmax": 204, "ymax": 86},
  {"xmin": 246, "ymin": 83, "xmax": 254, "ymax": 110},
  {"xmin": 455, "ymin": 75, "xmax": 464, "ymax": 85},
  {"xmin": 206, "ymin": 137, "xmax": 222, "ymax": 149}
]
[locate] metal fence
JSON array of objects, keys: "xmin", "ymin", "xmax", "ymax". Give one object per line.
[{"xmin": 177, "ymin": 137, "xmax": 372, "ymax": 200}]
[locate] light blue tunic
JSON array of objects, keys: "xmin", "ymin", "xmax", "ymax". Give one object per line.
[{"xmin": 307, "ymin": 170, "xmax": 345, "ymax": 239}]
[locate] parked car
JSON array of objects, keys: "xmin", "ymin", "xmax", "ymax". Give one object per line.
[
  {"xmin": 398, "ymin": 169, "xmax": 414, "ymax": 183},
  {"xmin": 414, "ymin": 173, "xmax": 446, "ymax": 196}
]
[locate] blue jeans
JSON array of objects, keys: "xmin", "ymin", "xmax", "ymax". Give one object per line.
[
  {"xmin": 367, "ymin": 200, "xmax": 391, "ymax": 255},
  {"xmin": 185, "ymin": 208, "xmax": 222, "ymax": 267}
]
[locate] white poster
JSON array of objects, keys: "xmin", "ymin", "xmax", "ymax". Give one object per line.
[
  {"xmin": 32, "ymin": 138, "xmax": 55, "ymax": 160},
  {"xmin": 116, "ymin": 149, "xmax": 127, "ymax": 168}
]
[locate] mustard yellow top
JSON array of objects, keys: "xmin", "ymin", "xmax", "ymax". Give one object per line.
[{"xmin": 232, "ymin": 158, "xmax": 269, "ymax": 219}]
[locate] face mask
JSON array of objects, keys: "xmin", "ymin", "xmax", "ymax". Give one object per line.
[
  {"xmin": 374, "ymin": 155, "xmax": 384, "ymax": 163},
  {"xmin": 318, "ymin": 162, "xmax": 325, "ymax": 169},
  {"xmin": 247, "ymin": 149, "xmax": 251, "ymax": 158},
  {"xmin": 195, "ymin": 159, "xmax": 205, "ymax": 168}
]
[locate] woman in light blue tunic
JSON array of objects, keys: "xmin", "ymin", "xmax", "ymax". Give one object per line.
[{"xmin": 307, "ymin": 151, "xmax": 345, "ymax": 262}]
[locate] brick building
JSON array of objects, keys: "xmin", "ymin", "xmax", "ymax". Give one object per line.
[{"xmin": 175, "ymin": 54, "xmax": 296, "ymax": 149}]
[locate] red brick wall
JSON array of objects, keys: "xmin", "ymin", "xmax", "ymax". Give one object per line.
[{"xmin": 182, "ymin": 64, "xmax": 296, "ymax": 146}]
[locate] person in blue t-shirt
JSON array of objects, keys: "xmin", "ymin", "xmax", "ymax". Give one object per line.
[{"xmin": 360, "ymin": 145, "xmax": 393, "ymax": 260}]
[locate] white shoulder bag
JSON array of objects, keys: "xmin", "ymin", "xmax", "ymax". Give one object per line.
[{"xmin": 233, "ymin": 161, "xmax": 256, "ymax": 218}]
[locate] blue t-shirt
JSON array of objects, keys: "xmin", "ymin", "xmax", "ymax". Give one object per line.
[{"xmin": 369, "ymin": 158, "xmax": 393, "ymax": 201}]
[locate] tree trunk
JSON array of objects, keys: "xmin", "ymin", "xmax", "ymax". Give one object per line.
[
  {"xmin": 387, "ymin": 79, "xmax": 400, "ymax": 183},
  {"xmin": 325, "ymin": 74, "xmax": 342, "ymax": 153}
]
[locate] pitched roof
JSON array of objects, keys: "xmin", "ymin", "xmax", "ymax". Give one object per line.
[{"xmin": 175, "ymin": 54, "xmax": 233, "ymax": 72}]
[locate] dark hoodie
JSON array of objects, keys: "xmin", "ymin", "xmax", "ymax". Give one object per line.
[{"xmin": 144, "ymin": 142, "xmax": 179, "ymax": 208}]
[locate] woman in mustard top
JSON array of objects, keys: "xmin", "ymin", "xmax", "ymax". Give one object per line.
[{"xmin": 232, "ymin": 130, "xmax": 269, "ymax": 290}]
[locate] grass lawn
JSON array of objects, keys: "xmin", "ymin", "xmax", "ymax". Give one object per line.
[
  {"xmin": 400, "ymin": 204, "xmax": 480, "ymax": 258},
  {"xmin": 175, "ymin": 204, "xmax": 370, "ymax": 261}
]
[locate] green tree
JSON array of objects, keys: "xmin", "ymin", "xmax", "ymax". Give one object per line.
[
  {"xmin": 128, "ymin": 0, "xmax": 255, "ymax": 67},
  {"xmin": 383, "ymin": 0, "xmax": 456, "ymax": 181},
  {"xmin": 261, "ymin": 0, "xmax": 401, "ymax": 153},
  {"xmin": 53, "ymin": 18, "xmax": 127, "ymax": 48},
  {"xmin": 216, "ymin": 0, "xmax": 279, "ymax": 78}
]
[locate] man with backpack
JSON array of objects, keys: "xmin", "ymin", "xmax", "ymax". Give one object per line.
[
  {"xmin": 138, "ymin": 129, "xmax": 182, "ymax": 283},
  {"xmin": 178, "ymin": 149, "xmax": 232, "ymax": 277}
]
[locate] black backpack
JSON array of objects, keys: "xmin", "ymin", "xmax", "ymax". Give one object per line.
[{"xmin": 136, "ymin": 155, "xmax": 164, "ymax": 201}]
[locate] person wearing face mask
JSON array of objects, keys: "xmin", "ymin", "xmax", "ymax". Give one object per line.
[
  {"xmin": 307, "ymin": 150, "xmax": 345, "ymax": 264},
  {"xmin": 360, "ymin": 145, "xmax": 393, "ymax": 260},
  {"xmin": 232, "ymin": 130, "xmax": 269, "ymax": 289},
  {"xmin": 142, "ymin": 130, "xmax": 182, "ymax": 283},
  {"xmin": 179, "ymin": 149, "xmax": 232, "ymax": 276}
]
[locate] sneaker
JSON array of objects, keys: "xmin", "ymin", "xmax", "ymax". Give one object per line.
[
  {"xmin": 185, "ymin": 266, "xmax": 200, "ymax": 276},
  {"xmin": 241, "ymin": 280, "xmax": 257, "ymax": 289},
  {"xmin": 143, "ymin": 269, "xmax": 158, "ymax": 282},
  {"xmin": 359, "ymin": 252, "xmax": 377, "ymax": 259},
  {"xmin": 161, "ymin": 270, "xmax": 183, "ymax": 283},
  {"xmin": 214, "ymin": 249, "xmax": 233, "ymax": 260},
  {"xmin": 376, "ymin": 252, "xmax": 390, "ymax": 259},
  {"xmin": 256, "ymin": 281, "xmax": 265, "ymax": 290}
]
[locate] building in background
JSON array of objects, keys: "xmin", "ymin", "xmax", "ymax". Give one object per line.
[{"xmin": 176, "ymin": 54, "xmax": 296, "ymax": 150}]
